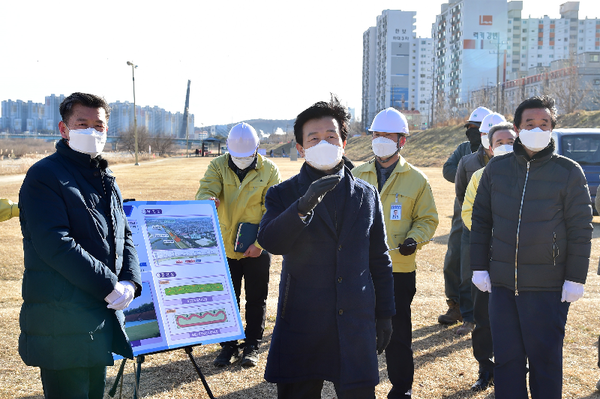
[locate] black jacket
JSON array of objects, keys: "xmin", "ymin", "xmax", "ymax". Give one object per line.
[
  {"xmin": 19, "ymin": 140, "xmax": 141, "ymax": 369},
  {"xmin": 470, "ymin": 138, "xmax": 593, "ymax": 292}
]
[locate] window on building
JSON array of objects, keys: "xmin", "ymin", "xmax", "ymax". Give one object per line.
[
  {"xmin": 523, "ymin": 28, "xmax": 527, "ymax": 33},
  {"xmin": 537, "ymin": 54, "xmax": 543, "ymax": 58}
]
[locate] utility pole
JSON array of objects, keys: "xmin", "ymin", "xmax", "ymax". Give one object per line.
[{"xmin": 126, "ymin": 61, "xmax": 139, "ymax": 165}]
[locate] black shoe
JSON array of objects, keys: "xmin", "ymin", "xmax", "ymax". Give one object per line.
[
  {"xmin": 471, "ymin": 372, "xmax": 494, "ymax": 392},
  {"xmin": 213, "ymin": 345, "xmax": 239, "ymax": 367},
  {"xmin": 241, "ymin": 344, "xmax": 259, "ymax": 368}
]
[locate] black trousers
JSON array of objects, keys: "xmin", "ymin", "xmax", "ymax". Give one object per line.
[
  {"xmin": 386, "ymin": 271, "xmax": 416, "ymax": 398},
  {"xmin": 40, "ymin": 366, "xmax": 106, "ymax": 399},
  {"xmin": 224, "ymin": 251, "xmax": 270, "ymax": 348},
  {"xmin": 489, "ymin": 286, "xmax": 569, "ymax": 399},
  {"xmin": 277, "ymin": 380, "xmax": 375, "ymax": 399}
]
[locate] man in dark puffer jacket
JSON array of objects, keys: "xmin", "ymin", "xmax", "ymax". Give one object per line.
[
  {"xmin": 470, "ymin": 95, "xmax": 593, "ymax": 399},
  {"xmin": 19, "ymin": 92, "xmax": 142, "ymax": 399}
]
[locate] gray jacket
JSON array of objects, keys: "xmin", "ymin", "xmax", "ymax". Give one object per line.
[
  {"xmin": 443, "ymin": 141, "xmax": 472, "ymax": 183},
  {"xmin": 455, "ymin": 146, "xmax": 489, "ymax": 206},
  {"xmin": 470, "ymin": 138, "xmax": 593, "ymax": 293}
]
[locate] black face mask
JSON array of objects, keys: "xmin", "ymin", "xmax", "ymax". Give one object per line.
[{"xmin": 466, "ymin": 127, "xmax": 481, "ymax": 152}]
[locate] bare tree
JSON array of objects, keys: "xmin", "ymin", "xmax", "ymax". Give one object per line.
[
  {"xmin": 117, "ymin": 126, "xmax": 150, "ymax": 154},
  {"xmin": 150, "ymin": 133, "xmax": 175, "ymax": 156},
  {"xmin": 433, "ymin": 90, "xmax": 451, "ymax": 126},
  {"xmin": 547, "ymin": 64, "xmax": 590, "ymax": 114},
  {"xmin": 347, "ymin": 120, "xmax": 365, "ymax": 137}
]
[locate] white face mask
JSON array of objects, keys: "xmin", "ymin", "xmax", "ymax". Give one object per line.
[
  {"xmin": 481, "ymin": 134, "xmax": 490, "ymax": 149},
  {"xmin": 372, "ymin": 137, "xmax": 398, "ymax": 158},
  {"xmin": 231, "ymin": 154, "xmax": 255, "ymax": 170},
  {"xmin": 519, "ymin": 127, "xmax": 552, "ymax": 152},
  {"xmin": 303, "ymin": 140, "xmax": 344, "ymax": 171},
  {"xmin": 493, "ymin": 144, "xmax": 513, "ymax": 156},
  {"xmin": 68, "ymin": 127, "xmax": 107, "ymax": 158}
]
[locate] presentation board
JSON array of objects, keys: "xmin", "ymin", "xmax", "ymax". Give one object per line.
[{"xmin": 117, "ymin": 200, "xmax": 244, "ymax": 357}]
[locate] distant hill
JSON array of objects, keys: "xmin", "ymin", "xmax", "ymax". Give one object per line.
[
  {"xmin": 205, "ymin": 119, "xmax": 295, "ymax": 138},
  {"xmin": 346, "ymin": 109, "xmax": 600, "ymax": 168},
  {"xmin": 238, "ymin": 110, "xmax": 600, "ymax": 168}
]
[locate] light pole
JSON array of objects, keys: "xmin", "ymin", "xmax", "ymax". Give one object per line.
[{"xmin": 126, "ymin": 61, "xmax": 139, "ymax": 165}]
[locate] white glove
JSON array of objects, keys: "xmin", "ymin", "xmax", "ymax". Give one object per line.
[
  {"xmin": 472, "ymin": 271, "xmax": 492, "ymax": 293},
  {"xmin": 106, "ymin": 281, "xmax": 136, "ymax": 310},
  {"xmin": 104, "ymin": 281, "xmax": 125, "ymax": 303},
  {"xmin": 561, "ymin": 280, "xmax": 584, "ymax": 303}
]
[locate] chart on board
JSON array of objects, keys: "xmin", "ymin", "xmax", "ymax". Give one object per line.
[{"xmin": 117, "ymin": 200, "xmax": 244, "ymax": 357}]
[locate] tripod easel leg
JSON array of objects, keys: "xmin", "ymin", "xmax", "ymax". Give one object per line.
[
  {"xmin": 108, "ymin": 358, "xmax": 127, "ymax": 398},
  {"xmin": 184, "ymin": 346, "xmax": 216, "ymax": 399},
  {"xmin": 133, "ymin": 354, "xmax": 145, "ymax": 399}
]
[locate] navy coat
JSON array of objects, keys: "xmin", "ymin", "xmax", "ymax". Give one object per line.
[
  {"xmin": 18, "ymin": 140, "xmax": 141, "ymax": 370},
  {"xmin": 258, "ymin": 163, "xmax": 395, "ymax": 390}
]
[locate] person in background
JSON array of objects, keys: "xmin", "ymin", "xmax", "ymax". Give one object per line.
[
  {"xmin": 439, "ymin": 106, "xmax": 491, "ymax": 325},
  {"xmin": 196, "ymin": 122, "xmax": 281, "ymax": 368},
  {"xmin": 258, "ymin": 96, "xmax": 395, "ymax": 399},
  {"xmin": 0, "ymin": 198, "xmax": 19, "ymax": 222},
  {"xmin": 453, "ymin": 112, "xmax": 507, "ymax": 337},
  {"xmin": 471, "ymin": 95, "xmax": 593, "ymax": 399},
  {"xmin": 461, "ymin": 122, "xmax": 516, "ymax": 392},
  {"xmin": 353, "ymin": 107, "xmax": 438, "ymax": 398},
  {"xmin": 18, "ymin": 92, "xmax": 142, "ymax": 399}
]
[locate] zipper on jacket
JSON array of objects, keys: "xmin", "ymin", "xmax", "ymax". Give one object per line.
[
  {"xmin": 514, "ymin": 161, "xmax": 531, "ymax": 296},
  {"xmin": 552, "ymin": 232, "xmax": 559, "ymax": 266}
]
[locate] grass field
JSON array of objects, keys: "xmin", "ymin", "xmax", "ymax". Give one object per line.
[
  {"xmin": 2, "ymin": 154, "xmax": 600, "ymax": 398},
  {"xmin": 125, "ymin": 321, "xmax": 161, "ymax": 342}
]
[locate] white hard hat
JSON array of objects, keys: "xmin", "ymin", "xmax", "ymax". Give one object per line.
[
  {"xmin": 369, "ymin": 108, "xmax": 410, "ymax": 135},
  {"xmin": 479, "ymin": 113, "xmax": 507, "ymax": 134},
  {"xmin": 226, "ymin": 122, "xmax": 259, "ymax": 157},
  {"xmin": 467, "ymin": 106, "xmax": 492, "ymax": 124}
]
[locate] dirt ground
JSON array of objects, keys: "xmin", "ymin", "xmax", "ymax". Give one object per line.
[{"xmin": 2, "ymin": 155, "xmax": 600, "ymax": 398}]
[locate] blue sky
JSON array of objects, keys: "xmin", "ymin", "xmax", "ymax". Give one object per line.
[{"xmin": 1, "ymin": 0, "xmax": 598, "ymax": 126}]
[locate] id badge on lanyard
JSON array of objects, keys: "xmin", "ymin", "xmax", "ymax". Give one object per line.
[{"xmin": 390, "ymin": 193, "xmax": 401, "ymax": 220}]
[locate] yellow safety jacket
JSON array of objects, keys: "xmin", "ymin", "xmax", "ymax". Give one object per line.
[
  {"xmin": 461, "ymin": 167, "xmax": 484, "ymax": 231},
  {"xmin": 0, "ymin": 198, "xmax": 19, "ymax": 222},
  {"xmin": 353, "ymin": 156, "xmax": 439, "ymax": 273},
  {"xmin": 195, "ymin": 153, "xmax": 282, "ymax": 260}
]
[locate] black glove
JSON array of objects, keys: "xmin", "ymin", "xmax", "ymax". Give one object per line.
[
  {"xmin": 297, "ymin": 174, "xmax": 342, "ymax": 215},
  {"xmin": 398, "ymin": 238, "xmax": 417, "ymax": 256},
  {"xmin": 376, "ymin": 318, "xmax": 393, "ymax": 355}
]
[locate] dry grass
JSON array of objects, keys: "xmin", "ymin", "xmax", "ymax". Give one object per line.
[{"xmin": 2, "ymin": 156, "xmax": 600, "ymax": 398}]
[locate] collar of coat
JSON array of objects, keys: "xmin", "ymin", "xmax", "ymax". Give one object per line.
[
  {"xmin": 513, "ymin": 136, "xmax": 555, "ymax": 164},
  {"xmin": 297, "ymin": 162, "xmax": 363, "ymax": 241},
  {"xmin": 56, "ymin": 139, "xmax": 109, "ymax": 171},
  {"xmin": 365, "ymin": 154, "xmax": 410, "ymax": 175}
]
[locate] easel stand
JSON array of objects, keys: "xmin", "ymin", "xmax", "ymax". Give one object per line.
[{"xmin": 108, "ymin": 346, "xmax": 215, "ymax": 399}]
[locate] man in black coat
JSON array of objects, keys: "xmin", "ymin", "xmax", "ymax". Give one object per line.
[
  {"xmin": 471, "ymin": 95, "xmax": 593, "ymax": 399},
  {"xmin": 19, "ymin": 93, "xmax": 142, "ymax": 399},
  {"xmin": 258, "ymin": 96, "xmax": 395, "ymax": 399}
]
